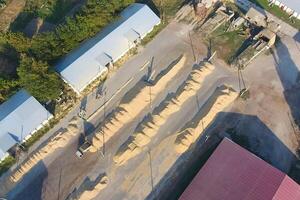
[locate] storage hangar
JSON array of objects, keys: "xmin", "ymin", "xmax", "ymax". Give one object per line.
[
  {"xmin": 0, "ymin": 90, "xmax": 53, "ymax": 160},
  {"xmin": 56, "ymin": 3, "xmax": 161, "ymax": 93},
  {"xmin": 179, "ymin": 138, "xmax": 300, "ymax": 200}
]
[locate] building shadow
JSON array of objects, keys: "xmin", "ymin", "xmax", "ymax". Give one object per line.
[
  {"xmin": 270, "ymin": 39, "xmax": 300, "ymax": 130},
  {"xmin": 294, "ymin": 32, "xmax": 300, "ymax": 43},
  {"xmin": 270, "ymin": 37, "xmax": 300, "ymax": 182},
  {"xmin": 145, "ymin": 112, "xmax": 297, "ymax": 200},
  {"xmin": 6, "ymin": 161, "xmax": 48, "ymax": 200}
]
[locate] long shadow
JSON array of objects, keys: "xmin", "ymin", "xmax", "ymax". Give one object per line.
[
  {"xmin": 6, "ymin": 161, "xmax": 48, "ymax": 200},
  {"xmin": 270, "ymin": 37, "xmax": 300, "ymax": 181},
  {"xmin": 65, "ymin": 173, "xmax": 107, "ymax": 200},
  {"xmin": 294, "ymin": 32, "xmax": 300, "ymax": 43},
  {"xmin": 145, "ymin": 112, "xmax": 297, "ymax": 200},
  {"xmin": 271, "ymin": 39, "xmax": 300, "ymax": 128}
]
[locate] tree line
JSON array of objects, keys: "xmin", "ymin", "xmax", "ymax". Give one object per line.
[{"xmin": 0, "ymin": 0, "xmax": 134, "ymax": 103}]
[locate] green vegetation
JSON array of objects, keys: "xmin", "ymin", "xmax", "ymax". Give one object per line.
[
  {"xmin": 0, "ymin": 77, "xmax": 19, "ymax": 103},
  {"xmin": 23, "ymin": 120, "xmax": 54, "ymax": 149},
  {"xmin": 0, "ymin": 0, "xmax": 183, "ymax": 175},
  {"xmin": 209, "ymin": 23, "xmax": 248, "ymax": 64},
  {"xmin": 18, "ymin": 55, "xmax": 62, "ymax": 102},
  {"xmin": 0, "ymin": 155, "xmax": 16, "ymax": 177},
  {"xmin": 10, "ymin": 0, "xmax": 79, "ymax": 31},
  {"xmin": 0, "ymin": 0, "xmax": 182, "ymax": 104},
  {"xmin": 153, "ymin": 0, "xmax": 182, "ymax": 19},
  {"xmin": 141, "ymin": 23, "xmax": 166, "ymax": 45},
  {"xmin": 0, "ymin": 0, "xmax": 135, "ymax": 103},
  {"xmin": 249, "ymin": 0, "xmax": 300, "ymax": 30}
]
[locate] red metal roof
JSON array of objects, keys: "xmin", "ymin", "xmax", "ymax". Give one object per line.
[{"xmin": 179, "ymin": 138, "xmax": 300, "ymax": 200}]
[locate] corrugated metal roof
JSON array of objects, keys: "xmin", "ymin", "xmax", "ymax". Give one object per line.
[
  {"xmin": 273, "ymin": 176, "xmax": 300, "ymax": 199},
  {"xmin": 179, "ymin": 138, "xmax": 300, "ymax": 200},
  {"xmin": 55, "ymin": 3, "xmax": 161, "ymax": 93},
  {"xmin": 0, "ymin": 133, "xmax": 17, "ymax": 153},
  {"xmin": 0, "ymin": 90, "xmax": 53, "ymax": 159},
  {"xmin": 277, "ymin": 0, "xmax": 300, "ymax": 14},
  {"xmin": 0, "ymin": 149, "xmax": 6, "ymax": 160}
]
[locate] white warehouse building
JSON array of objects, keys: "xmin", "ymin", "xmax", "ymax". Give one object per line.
[
  {"xmin": 55, "ymin": 3, "xmax": 161, "ymax": 94},
  {"xmin": 268, "ymin": 0, "xmax": 300, "ymax": 19},
  {"xmin": 0, "ymin": 90, "xmax": 53, "ymax": 161}
]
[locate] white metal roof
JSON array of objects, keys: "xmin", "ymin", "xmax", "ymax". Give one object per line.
[
  {"xmin": 0, "ymin": 133, "xmax": 17, "ymax": 155},
  {"xmin": 0, "ymin": 90, "xmax": 52, "ymax": 159},
  {"xmin": 277, "ymin": 0, "xmax": 300, "ymax": 14},
  {"xmin": 55, "ymin": 3, "xmax": 160, "ymax": 93}
]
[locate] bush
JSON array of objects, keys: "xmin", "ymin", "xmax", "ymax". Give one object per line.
[
  {"xmin": 1, "ymin": 0, "xmax": 135, "ymax": 103},
  {"xmin": 0, "ymin": 155, "xmax": 16, "ymax": 176},
  {"xmin": 17, "ymin": 55, "xmax": 63, "ymax": 102}
]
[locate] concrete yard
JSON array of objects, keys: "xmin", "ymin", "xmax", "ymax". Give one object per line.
[{"xmin": 1, "ymin": 4, "xmax": 300, "ymax": 200}]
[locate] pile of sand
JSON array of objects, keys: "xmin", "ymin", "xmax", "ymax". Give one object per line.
[
  {"xmin": 113, "ymin": 62, "xmax": 215, "ymax": 166},
  {"xmin": 174, "ymin": 85, "xmax": 238, "ymax": 153},
  {"xmin": 9, "ymin": 117, "xmax": 80, "ymax": 183},
  {"xmin": 89, "ymin": 55, "xmax": 187, "ymax": 153},
  {"xmin": 78, "ymin": 175, "xmax": 108, "ymax": 200}
]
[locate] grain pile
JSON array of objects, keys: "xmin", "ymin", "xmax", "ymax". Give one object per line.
[
  {"xmin": 9, "ymin": 117, "xmax": 80, "ymax": 183},
  {"xmin": 174, "ymin": 85, "xmax": 237, "ymax": 153},
  {"xmin": 89, "ymin": 55, "xmax": 187, "ymax": 152},
  {"xmin": 113, "ymin": 62, "xmax": 215, "ymax": 166},
  {"xmin": 78, "ymin": 175, "xmax": 108, "ymax": 200}
]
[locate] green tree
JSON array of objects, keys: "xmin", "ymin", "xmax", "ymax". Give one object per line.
[
  {"xmin": 0, "ymin": 77, "xmax": 20, "ymax": 103},
  {"xmin": 29, "ymin": 0, "xmax": 134, "ymax": 62},
  {"xmin": 17, "ymin": 55, "xmax": 62, "ymax": 102},
  {"xmin": 4, "ymin": 32, "xmax": 31, "ymax": 53}
]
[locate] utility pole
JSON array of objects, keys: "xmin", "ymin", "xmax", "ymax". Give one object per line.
[
  {"xmin": 237, "ymin": 63, "xmax": 249, "ymax": 99},
  {"xmin": 145, "ymin": 58, "xmax": 155, "ymax": 112}
]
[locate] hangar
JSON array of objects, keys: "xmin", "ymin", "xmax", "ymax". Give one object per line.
[
  {"xmin": 56, "ymin": 3, "xmax": 161, "ymax": 94},
  {"xmin": 0, "ymin": 90, "xmax": 53, "ymax": 160}
]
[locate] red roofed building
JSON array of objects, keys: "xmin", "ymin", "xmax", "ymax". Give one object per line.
[{"xmin": 179, "ymin": 138, "xmax": 300, "ymax": 200}]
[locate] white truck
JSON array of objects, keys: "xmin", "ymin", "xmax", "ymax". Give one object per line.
[{"xmin": 76, "ymin": 140, "xmax": 92, "ymax": 158}]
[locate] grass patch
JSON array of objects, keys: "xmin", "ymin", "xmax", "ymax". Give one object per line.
[
  {"xmin": 0, "ymin": 155, "xmax": 16, "ymax": 176},
  {"xmin": 209, "ymin": 23, "xmax": 248, "ymax": 64},
  {"xmin": 249, "ymin": 0, "xmax": 300, "ymax": 30},
  {"xmin": 141, "ymin": 23, "xmax": 166, "ymax": 46}
]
